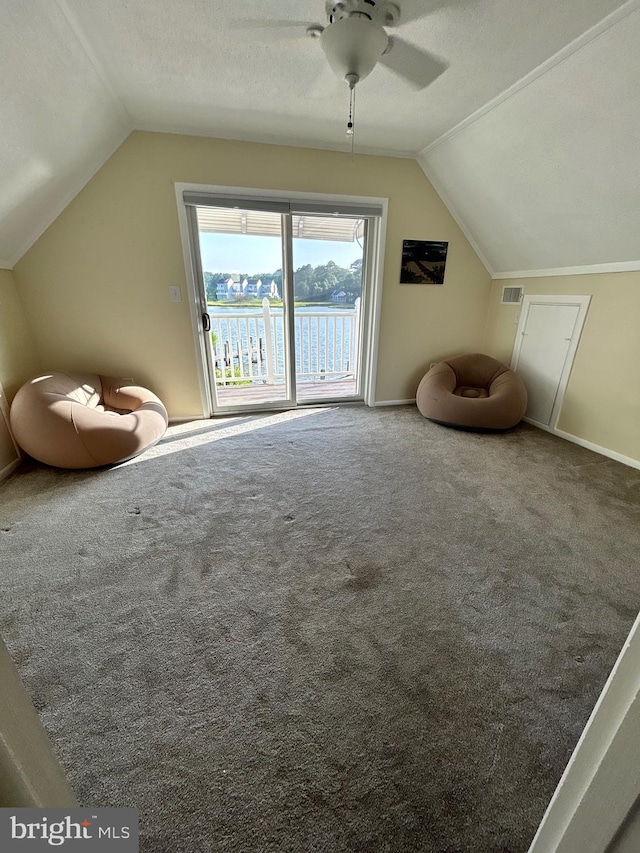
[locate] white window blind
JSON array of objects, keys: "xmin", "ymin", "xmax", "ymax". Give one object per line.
[{"xmin": 185, "ymin": 192, "xmax": 380, "ymax": 243}]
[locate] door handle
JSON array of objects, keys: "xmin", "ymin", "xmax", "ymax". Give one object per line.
[{"xmin": 202, "ymin": 312, "xmax": 211, "ymax": 332}]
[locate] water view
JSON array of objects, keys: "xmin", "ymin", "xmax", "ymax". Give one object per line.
[
  {"xmin": 208, "ymin": 302, "xmax": 360, "ymax": 385},
  {"xmin": 196, "ymin": 208, "xmax": 365, "ymax": 403}
]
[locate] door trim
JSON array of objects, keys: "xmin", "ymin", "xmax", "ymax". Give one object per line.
[
  {"xmin": 527, "ymin": 607, "xmax": 640, "ymax": 853},
  {"xmin": 281, "ymin": 212, "xmax": 297, "ymax": 406},
  {"xmin": 175, "ymin": 183, "xmax": 388, "ymax": 416},
  {"xmin": 0, "ymin": 635, "xmax": 77, "ymax": 806},
  {"xmin": 511, "ymin": 294, "xmax": 591, "ymax": 430}
]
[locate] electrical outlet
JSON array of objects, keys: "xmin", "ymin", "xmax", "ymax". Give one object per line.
[{"xmin": 169, "ymin": 285, "xmax": 182, "ymax": 303}]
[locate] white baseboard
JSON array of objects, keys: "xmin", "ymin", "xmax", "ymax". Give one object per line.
[
  {"xmin": 524, "ymin": 418, "xmax": 640, "ymax": 471},
  {"xmin": 554, "ymin": 428, "xmax": 640, "ymax": 471},
  {"xmin": 374, "ymin": 399, "xmax": 416, "ymax": 407},
  {"xmin": 168, "ymin": 415, "xmax": 207, "ymax": 424}
]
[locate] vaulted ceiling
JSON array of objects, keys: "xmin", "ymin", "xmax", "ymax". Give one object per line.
[{"xmin": 2, "ymin": 0, "xmax": 639, "ymax": 273}]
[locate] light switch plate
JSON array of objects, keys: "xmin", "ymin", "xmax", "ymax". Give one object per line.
[{"xmin": 169, "ymin": 285, "xmax": 182, "ymax": 303}]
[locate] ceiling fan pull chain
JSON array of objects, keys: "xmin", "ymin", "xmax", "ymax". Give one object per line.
[
  {"xmin": 351, "ymin": 84, "xmax": 356, "ymax": 159},
  {"xmin": 347, "ymin": 78, "xmax": 356, "ymax": 159}
]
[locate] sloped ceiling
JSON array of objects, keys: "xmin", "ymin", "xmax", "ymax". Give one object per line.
[
  {"xmin": 0, "ymin": 0, "xmax": 638, "ymax": 272},
  {"xmin": 0, "ymin": 1, "xmax": 130, "ymax": 267},
  {"xmin": 419, "ymin": 1, "xmax": 640, "ymax": 274}
]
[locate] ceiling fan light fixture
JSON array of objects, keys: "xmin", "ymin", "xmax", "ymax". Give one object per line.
[{"xmin": 320, "ymin": 17, "xmax": 388, "ymax": 84}]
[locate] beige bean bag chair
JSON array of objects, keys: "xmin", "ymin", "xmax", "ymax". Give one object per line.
[
  {"xmin": 416, "ymin": 353, "xmax": 527, "ymax": 430},
  {"xmin": 10, "ymin": 372, "xmax": 168, "ymax": 469}
]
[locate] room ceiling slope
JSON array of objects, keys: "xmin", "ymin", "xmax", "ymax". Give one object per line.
[
  {"xmin": 60, "ymin": 0, "xmax": 627, "ymax": 154},
  {"xmin": 419, "ymin": 1, "xmax": 640, "ymax": 275},
  {"xmin": 0, "ymin": 0, "xmax": 130, "ymax": 267},
  {"xmin": 0, "ymin": 0, "xmax": 636, "ymax": 270}
]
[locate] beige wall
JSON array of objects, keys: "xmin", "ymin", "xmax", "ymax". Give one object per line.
[
  {"xmin": 0, "ymin": 268, "xmax": 40, "ymax": 476},
  {"xmin": 0, "ymin": 388, "xmax": 18, "ymax": 477},
  {"xmin": 483, "ymin": 271, "xmax": 640, "ymax": 464},
  {"xmin": 14, "ymin": 131, "xmax": 491, "ymax": 416},
  {"xmin": 0, "ymin": 268, "xmax": 40, "ymax": 400}
]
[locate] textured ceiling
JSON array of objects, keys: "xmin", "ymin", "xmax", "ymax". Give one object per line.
[
  {"xmin": 420, "ymin": 1, "xmax": 640, "ymax": 273},
  {"xmin": 0, "ymin": 0, "xmax": 637, "ymax": 271}
]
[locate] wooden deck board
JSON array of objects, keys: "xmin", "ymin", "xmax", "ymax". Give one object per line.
[{"xmin": 216, "ymin": 378, "xmax": 358, "ymax": 408}]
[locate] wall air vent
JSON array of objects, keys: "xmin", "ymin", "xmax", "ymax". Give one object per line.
[{"xmin": 502, "ymin": 286, "xmax": 524, "ymax": 305}]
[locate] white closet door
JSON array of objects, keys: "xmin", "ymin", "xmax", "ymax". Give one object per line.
[{"xmin": 513, "ymin": 302, "xmax": 581, "ymax": 426}]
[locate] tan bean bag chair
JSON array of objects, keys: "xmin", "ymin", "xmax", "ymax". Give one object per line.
[
  {"xmin": 10, "ymin": 372, "xmax": 168, "ymax": 469},
  {"xmin": 416, "ymin": 353, "xmax": 527, "ymax": 430}
]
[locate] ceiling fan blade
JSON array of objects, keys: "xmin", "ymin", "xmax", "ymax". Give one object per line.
[{"xmin": 380, "ymin": 37, "xmax": 448, "ymax": 90}]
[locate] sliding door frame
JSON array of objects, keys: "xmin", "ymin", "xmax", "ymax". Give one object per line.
[
  {"xmin": 175, "ymin": 183, "xmax": 388, "ymax": 417},
  {"xmin": 281, "ymin": 212, "xmax": 298, "ymax": 407}
]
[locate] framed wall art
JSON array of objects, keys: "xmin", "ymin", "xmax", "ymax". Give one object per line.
[{"xmin": 400, "ymin": 239, "xmax": 449, "ymax": 285}]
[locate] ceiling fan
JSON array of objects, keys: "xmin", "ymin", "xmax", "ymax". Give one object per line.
[
  {"xmin": 236, "ymin": 1, "xmax": 448, "ymax": 93},
  {"xmin": 304, "ymin": 0, "xmax": 448, "ymax": 93},
  {"xmin": 235, "ymin": 1, "xmax": 447, "ymax": 151}
]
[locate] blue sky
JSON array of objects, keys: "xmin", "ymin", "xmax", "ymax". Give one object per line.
[{"xmin": 199, "ymin": 233, "xmax": 361, "ymax": 274}]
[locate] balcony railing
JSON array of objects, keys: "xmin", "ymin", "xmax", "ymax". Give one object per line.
[{"xmin": 210, "ymin": 298, "xmax": 361, "ymax": 386}]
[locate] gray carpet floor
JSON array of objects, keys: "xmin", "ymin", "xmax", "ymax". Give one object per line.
[{"xmin": 1, "ymin": 405, "xmax": 639, "ymax": 852}]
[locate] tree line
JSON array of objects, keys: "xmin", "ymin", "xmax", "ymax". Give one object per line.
[{"xmin": 204, "ymin": 258, "xmax": 362, "ymax": 302}]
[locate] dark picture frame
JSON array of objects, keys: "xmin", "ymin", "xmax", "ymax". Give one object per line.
[{"xmin": 400, "ymin": 239, "xmax": 449, "ymax": 285}]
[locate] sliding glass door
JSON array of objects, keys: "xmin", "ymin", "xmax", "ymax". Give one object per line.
[
  {"xmin": 191, "ymin": 203, "xmax": 295, "ymax": 410},
  {"xmin": 292, "ymin": 215, "xmax": 365, "ymax": 402},
  {"xmin": 184, "ymin": 192, "xmax": 379, "ymax": 414}
]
